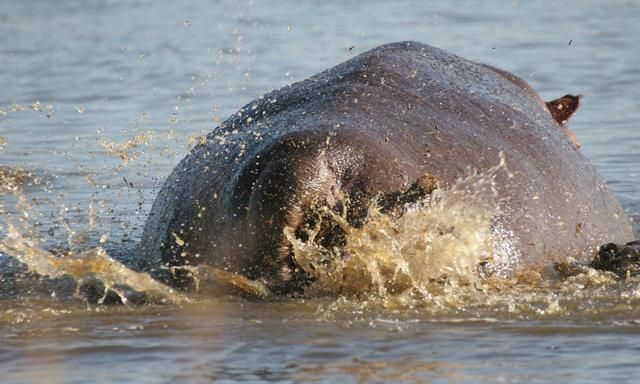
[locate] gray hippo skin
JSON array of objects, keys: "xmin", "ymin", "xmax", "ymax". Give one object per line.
[{"xmin": 140, "ymin": 41, "xmax": 634, "ymax": 293}]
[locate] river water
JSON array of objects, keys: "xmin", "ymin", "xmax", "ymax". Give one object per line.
[{"xmin": 1, "ymin": 1, "xmax": 640, "ymax": 383}]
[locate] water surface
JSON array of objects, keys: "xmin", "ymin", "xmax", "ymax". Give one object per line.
[{"xmin": 1, "ymin": 1, "xmax": 639, "ymax": 383}]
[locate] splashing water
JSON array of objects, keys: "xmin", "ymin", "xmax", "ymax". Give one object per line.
[
  {"xmin": 286, "ymin": 156, "xmax": 521, "ymax": 298},
  {"xmin": 0, "ymin": 122, "xmax": 202, "ymax": 305},
  {"xmin": 98, "ymin": 130, "xmax": 154, "ymax": 164},
  {"xmin": 0, "ymin": 121, "xmax": 635, "ymax": 316},
  {"xmin": 0, "ymin": 137, "xmax": 635, "ymax": 319},
  {"xmin": 0, "ymin": 225, "xmax": 187, "ymax": 305}
]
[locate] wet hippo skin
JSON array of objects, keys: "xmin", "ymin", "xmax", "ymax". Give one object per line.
[{"xmin": 140, "ymin": 41, "xmax": 634, "ymax": 293}]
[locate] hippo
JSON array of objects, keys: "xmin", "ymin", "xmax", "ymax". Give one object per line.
[{"xmin": 140, "ymin": 41, "xmax": 634, "ymax": 294}]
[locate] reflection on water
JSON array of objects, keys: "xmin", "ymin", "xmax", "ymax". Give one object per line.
[
  {"xmin": 3, "ymin": 290, "xmax": 640, "ymax": 383},
  {"xmin": 1, "ymin": 0, "xmax": 640, "ymax": 382}
]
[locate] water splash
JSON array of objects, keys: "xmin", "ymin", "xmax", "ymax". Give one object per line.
[
  {"xmin": 98, "ymin": 130, "xmax": 154, "ymax": 165},
  {"xmin": 0, "ymin": 101, "xmax": 54, "ymax": 117},
  {"xmin": 286, "ymin": 155, "xmax": 521, "ymax": 298},
  {"xmin": 1, "ymin": 128, "xmax": 638, "ymax": 321},
  {"xmin": 0, "ymin": 225, "xmax": 187, "ymax": 305},
  {"xmin": 170, "ymin": 265, "xmax": 273, "ymax": 299},
  {"xmin": 0, "ymin": 166, "xmax": 43, "ymax": 196}
]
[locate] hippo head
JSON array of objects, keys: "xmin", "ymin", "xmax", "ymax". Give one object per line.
[{"xmin": 220, "ymin": 130, "xmax": 420, "ymax": 293}]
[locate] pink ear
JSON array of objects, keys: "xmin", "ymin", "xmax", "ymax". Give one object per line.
[{"xmin": 545, "ymin": 94, "xmax": 581, "ymax": 125}]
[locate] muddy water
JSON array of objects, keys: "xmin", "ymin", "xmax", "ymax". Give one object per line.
[{"xmin": 1, "ymin": 1, "xmax": 640, "ymax": 383}]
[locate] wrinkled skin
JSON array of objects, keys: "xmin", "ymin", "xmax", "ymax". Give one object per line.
[{"xmin": 140, "ymin": 41, "xmax": 634, "ymax": 293}]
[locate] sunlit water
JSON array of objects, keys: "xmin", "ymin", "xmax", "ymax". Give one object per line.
[{"xmin": 1, "ymin": 1, "xmax": 640, "ymax": 383}]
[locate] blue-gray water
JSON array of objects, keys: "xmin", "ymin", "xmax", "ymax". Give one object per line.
[{"xmin": 1, "ymin": 1, "xmax": 639, "ymax": 383}]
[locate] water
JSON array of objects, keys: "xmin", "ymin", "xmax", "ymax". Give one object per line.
[{"xmin": 1, "ymin": 1, "xmax": 640, "ymax": 382}]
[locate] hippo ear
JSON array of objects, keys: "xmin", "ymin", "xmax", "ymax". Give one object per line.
[
  {"xmin": 546, "ymin": 94, "xmax": 582, "ymax": 149},
  {"xmin": 545, "ymin": 94, "xmax": 581, "ymax": 125}
]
